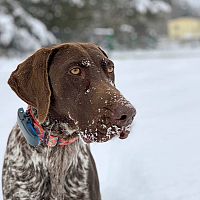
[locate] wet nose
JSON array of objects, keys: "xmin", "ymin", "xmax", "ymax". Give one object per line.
[{"xmin": 111, "ymin": 103, "xmax": 136, "ymax": 126}]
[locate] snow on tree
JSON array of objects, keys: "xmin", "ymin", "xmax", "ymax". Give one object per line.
[
  {"xmin": 0, "ymin": 0, "xmax": 56, "ymax": 54},
  {"xmin": 0, "ymin": 0, "xmax": 173, "ymax": 51},
  {"xmin": 133, "ymin": 0, "xmax": 171, "ymax": 14}
]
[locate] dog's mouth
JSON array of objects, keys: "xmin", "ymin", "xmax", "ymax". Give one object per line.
[
  {"xmin": 65, "ymin": 102, "xmax": 136, "ymax": 143},
  {"xmin": 79, "ymin": 124, "xmax": 132, "ymax": 143}
]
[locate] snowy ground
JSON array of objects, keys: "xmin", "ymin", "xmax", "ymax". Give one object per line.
[{"xmin": 0, "ymin": 49, "xmax": 200, "ymax": 200}]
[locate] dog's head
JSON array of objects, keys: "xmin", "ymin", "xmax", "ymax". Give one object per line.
[{"xmin": 8, "ymin": 43, "xmax": 136, "ymax": 143}]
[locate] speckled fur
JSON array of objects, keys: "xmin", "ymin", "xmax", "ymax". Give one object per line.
[
  {"xmin": 2, "ymin": 124, "xmax": 100, "ymax": 200},
  {"xmin": 3, "ymin": 43, "xmax": 136, "ymax": 200}
]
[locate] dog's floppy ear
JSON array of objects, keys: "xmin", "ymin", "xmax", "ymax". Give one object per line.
[{"xmin": 8, "ymin": 48, "xmax": 54, "ymax": 123}]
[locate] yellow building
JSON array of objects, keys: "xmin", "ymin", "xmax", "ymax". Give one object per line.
[{"xmin": 168, "ymin": 17, "xmax": 200, "ymax": 40}]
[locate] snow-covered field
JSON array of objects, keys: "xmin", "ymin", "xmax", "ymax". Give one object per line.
[{"xmin": 0, "ymin": 49, "xmax": 200, "ymax": 200}]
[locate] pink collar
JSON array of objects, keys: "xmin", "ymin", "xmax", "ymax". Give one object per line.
[{"xmin": 28, "ymin": 108, "xmax": 79, "ymax": 147}]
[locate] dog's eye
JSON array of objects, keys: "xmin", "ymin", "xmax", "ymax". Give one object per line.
[
  {"xmin": 107, "ymin": 66, "xmax": 114, "ymax": 73},
  {"xmin": 70, "ymin": 67, "xmax": 81, "ymax": 75}
]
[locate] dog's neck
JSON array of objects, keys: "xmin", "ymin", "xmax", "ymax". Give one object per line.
[{"xmin": 30, "ymin": 106, "xmax": 79, "ymax": 142}]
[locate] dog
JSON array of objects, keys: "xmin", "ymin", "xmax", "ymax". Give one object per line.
[{"xmin": 2, "ymin": 43, "xmax": 136, "ymax": 200}]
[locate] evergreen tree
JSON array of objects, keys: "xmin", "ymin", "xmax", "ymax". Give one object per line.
[
  {"xmin": 1, "ymin": 0, "xmax": 173, "ymax": 52},
  {"xmin": 0, "ymin": 0, "xmax": 56, "ymax": 54}
]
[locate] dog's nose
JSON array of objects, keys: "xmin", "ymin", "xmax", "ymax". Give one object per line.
[
  {"xmin": 111, "ymin": 103, "xmax": 136, "ymax": 139},
  {"xmin": 112, "ymin": 103, "xmax": 136, "ymax": 126}
]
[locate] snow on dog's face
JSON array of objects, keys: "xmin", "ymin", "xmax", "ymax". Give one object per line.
[
  {"xmin": 48, "ymin": 43, "xmax": 136, "ymax": 143},
  {"xmin": 8, "ymin": 43, "xmax": 136, "ymax": 143}
]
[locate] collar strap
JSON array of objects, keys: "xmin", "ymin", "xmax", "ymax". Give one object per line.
[{"xmin": 17, "ymin": 107, "xmax": 78, "ymax": 147}]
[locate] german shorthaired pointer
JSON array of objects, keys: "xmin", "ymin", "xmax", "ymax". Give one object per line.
[{"xmin": 2, "ymin": 43, "xmax": 136, "ymax": 200}]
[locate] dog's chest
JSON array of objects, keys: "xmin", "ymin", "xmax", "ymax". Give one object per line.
[
  {"xmin": 41, "ymin": 142, "xmax": 90, "ymax": 199},
  {"xmin": 3, "ymin": 125, "xmax": 90, "ymax": 199}
]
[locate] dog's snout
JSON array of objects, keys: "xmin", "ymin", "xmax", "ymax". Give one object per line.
[{"xmin": 112, "ymin": 103, "xmax": 136, "ymax": 126}]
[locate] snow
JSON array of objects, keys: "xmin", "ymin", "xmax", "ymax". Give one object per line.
[
  {"xmin": 133, "ymin": 0, "xmax": 171, "ymax": 14},
  {"xmin": 0, "ymin": 0, "xmax": 56, "ymax": 52},
  {"xmin": 0, "ymin": 13, "xmax": 15, "ymax": 46},
  {"xmin": 0, "ymin": 48, "xmax": 200, "ymax": 199},
  {"xmin": 120, "ymin": 24, "xmax": 133, "ymax": 33},
  {"xmin": 94, "ymin": 28, "xmax": 114, "ymax": 36},
  {"xmin": 70, "ymin": 0, "xmax": 85, "ymax": 7}
]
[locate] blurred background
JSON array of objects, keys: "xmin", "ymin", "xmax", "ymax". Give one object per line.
[
  {"xmin": 0, "ymin": 0, "xmax": 200, "ymax": 53},
  {"xmin": 0, "ymin": 0, "xmax": 200, "ymax": 200}
]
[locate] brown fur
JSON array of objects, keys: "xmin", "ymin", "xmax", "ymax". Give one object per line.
[{"xmin": 3, "ymin": 43, "xmax": 136, "ymax": 199}]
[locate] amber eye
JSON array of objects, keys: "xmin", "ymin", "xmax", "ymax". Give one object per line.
[
  {"xmin": 70, "ymin": 67, "xmax": 81, "ymax": 75},
  {"xmin": 107, "ymin": 66, "xmax": 114, "ymax": 73}
]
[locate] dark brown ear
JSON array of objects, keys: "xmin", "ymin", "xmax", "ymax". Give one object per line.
[{"xmin": 8, "ymin": 48, "xmax": 54, "ymax": 123}]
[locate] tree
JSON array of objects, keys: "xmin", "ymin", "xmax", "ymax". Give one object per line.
[
  {"xmin": 18, "ymin": 0, "xmax": 94, "ymax": 41},
  {"xmin": 0, "ymin": 0, "xmax": 56, "ymax": 54},
  {"xmin": 1, "ymin": 0, "xmax": 172, "ymax": 52}
]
